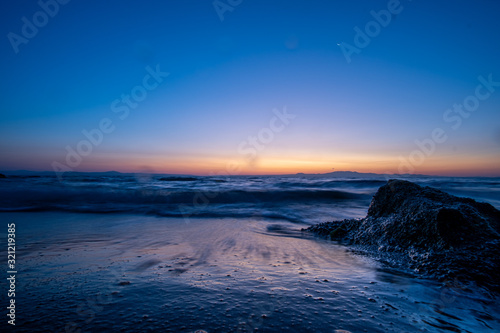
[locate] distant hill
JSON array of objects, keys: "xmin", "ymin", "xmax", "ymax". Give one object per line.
[{"xmin": 0, "ymin": 169, "xmax": 470, "ymax": 179}]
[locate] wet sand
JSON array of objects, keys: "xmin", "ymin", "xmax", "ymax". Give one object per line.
[{"xmin": 2, "ymin": 212, "xmax": 499, "ymax": 332}]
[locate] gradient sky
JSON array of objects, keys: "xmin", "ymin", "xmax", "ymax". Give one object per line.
[{"xmin": 1, "ymin": 0, "xmax": 499, "ymax": 176}]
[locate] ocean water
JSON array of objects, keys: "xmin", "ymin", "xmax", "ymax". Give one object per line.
[
  {"xmin": 1, "ymin": 174, "xmax": 499, "ymax": 332},
  {"xmin": 1, "ymin": 173, "xmax": 499, "ymax": 224}
]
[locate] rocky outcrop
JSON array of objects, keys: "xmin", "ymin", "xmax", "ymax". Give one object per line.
[
  {"xmin": 305, "ymin": 180, "xmax": 500, "ymax": 291},
  {"xmin": 0, "ymin": 173, "xmax": 6, "ymax": 178}
]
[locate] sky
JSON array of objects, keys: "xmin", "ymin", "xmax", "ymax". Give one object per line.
[{"xmin": 0, "ymin": 0, "xmax": 499, "ymax": 176}]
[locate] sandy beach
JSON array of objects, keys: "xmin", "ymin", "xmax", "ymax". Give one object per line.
[{"xmin": 3, "ymin": 211, "xmax": 498, "ymax": 332}]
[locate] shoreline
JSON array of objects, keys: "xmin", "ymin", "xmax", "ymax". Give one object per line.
[{"xmin": 2, "ymin": 211, "xmax": 499, "ymax": 332}]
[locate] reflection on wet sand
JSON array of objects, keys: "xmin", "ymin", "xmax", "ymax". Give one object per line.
[{"xmin": 8, "ymin": 212, "xmax": 500, "ymax": 332}]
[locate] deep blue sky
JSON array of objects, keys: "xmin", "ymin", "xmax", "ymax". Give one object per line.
[{"xmin": 1, "ymin": 0, "xmax": 499, "ymax": 175}]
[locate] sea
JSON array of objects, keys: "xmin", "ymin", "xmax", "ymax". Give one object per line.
[
  {"xmin": 2, "ymin": 172, "xmax": 499, "ymax": 223},
  {"xmin": 0, "ymin": 173, "xmax": 499, "ymax": 332}
]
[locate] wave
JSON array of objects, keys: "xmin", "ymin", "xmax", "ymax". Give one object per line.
[
  {"xmin": 0, "ymin": 201, "xmax": 316, "ymax": 224},
  {"xmin": 2, "ymin": 175, "xmax": 498, "ymax": 223},
  {"xmin": 0, "ymin": 187, "xmax": 367, "ymax": 206},
  {"xmin": 0, "ymin": 184, "xmax": 370, "ymax": 225}
]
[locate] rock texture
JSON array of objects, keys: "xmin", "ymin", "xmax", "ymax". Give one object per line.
[{"xmin": 305, "ymin": 179, "xmax": 500, "ymax": 291}]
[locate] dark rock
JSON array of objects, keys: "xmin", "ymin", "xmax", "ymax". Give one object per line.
[
  {"xmin": 158, "ymin": 177, "xmax": 198, "ymax": 181},
  {"xmin": 305, "ymin": 180, "xmax": 500, "ymax": 292},
  {"xmin": 0, "ymin": 173, "xmax": 6, "ymax": 178}
]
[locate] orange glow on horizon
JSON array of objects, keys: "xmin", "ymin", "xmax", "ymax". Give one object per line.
[
  {"xmin": 14, "ymin": 147, "xmax": 496, "ymax": 177},
  {"xmin": 69, "ymin": 151, "xmax": 500, "ymax": 177}
]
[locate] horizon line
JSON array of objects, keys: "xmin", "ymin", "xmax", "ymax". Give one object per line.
[{"xmin": 2, "ymin": 169, "xmax": 500, "ymax": 178}]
